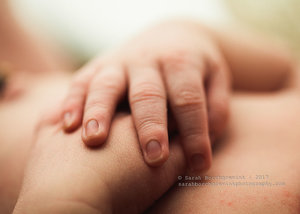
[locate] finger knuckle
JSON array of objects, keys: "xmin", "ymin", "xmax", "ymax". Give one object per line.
[
  {"xmin": 65, "ymin": 85, "xmax": 86, "ymax": 105},
  {"xmin": 96, "ymin": 69, "xmax": 124, "ymax": 89},
  {"xmin": 173, "ymin": 88, "xmax": 204, "ymax": 114},
  {"xmin": 182, "ymin": 125, "xmax": 207, "ymax": 140},
  {"xmin": 136, "ymin": 118, "xmax": 165, "ymax": 137},
  {"xmin": 85, "ymin": 102, "xmax": 109, "ymax": 118},
  {"xmin": 162, "ymin": 49, "xmax": 191, "ymax": 64},
  {"xmin": 63, "ymin": 95, "xmax": 84, "ymax": 111},
  {"xmin": 88, "ymin": 84, "xmax": 117, "ymax": 101},
  {"xmin": 130, "ymin": 82, "xmax": 165, "ymax": 106},
  {"xmin": 161, "ymin": 49, "xmax": 198, "ymax": 71},
  {"xmin": 100, "ymin": 80, "xmax": 122, "ymax": 97}
]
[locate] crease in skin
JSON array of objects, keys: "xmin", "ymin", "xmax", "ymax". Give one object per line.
[{"xmin": 0, "ymin": 72, "xmax": 7, "ymax": 95}]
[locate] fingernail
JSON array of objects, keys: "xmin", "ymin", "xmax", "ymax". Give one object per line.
[
  {"xmin": 85, "ymin": 119, "xmax": 99, "ymax": 137},
  {"xmin": 190, "ymin": 154, "xmax": 206, "ymax": 172},
  {"xmin": 145, "ymin": 140, "xmax": 162, "ymax": 161},
  {"xmin": 63, "ymin": 112, "xmax": 73, "ymax": 128}
]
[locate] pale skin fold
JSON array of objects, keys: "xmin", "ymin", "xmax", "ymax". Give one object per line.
[{"xmin": 0, "ymin": 2, "xmax": 299, "ymax": 213}]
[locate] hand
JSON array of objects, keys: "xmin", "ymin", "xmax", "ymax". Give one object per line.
[
  {"xmin": 13, "ymin": 112, "xmax": 185, "ymax": 214},
  {"xmin": 61, "ymin": 20, "xmax": 231, "ymax": 171}
]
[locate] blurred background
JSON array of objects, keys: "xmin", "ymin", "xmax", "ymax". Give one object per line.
[{"xmin": 8, "ymin": 0, "xmax": 300, "ymax": 64}]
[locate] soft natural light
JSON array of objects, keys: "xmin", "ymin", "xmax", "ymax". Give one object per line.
[{"xmin": 10, "ymin": 0, "xmax": 232, "ymax": 57}]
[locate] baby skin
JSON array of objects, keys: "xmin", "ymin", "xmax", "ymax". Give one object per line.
[
  {"xmin": 0, "ymin": 17, "xmax": 295, "ymax": 213},
  {"xmin": 60, "ymin": 20, "xmax": 291, "ymax": 172}
]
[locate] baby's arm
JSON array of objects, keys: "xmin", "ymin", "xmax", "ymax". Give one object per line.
[{"xmin": 13, "ymin": 113, "xmax": 185, "ymax": 214}]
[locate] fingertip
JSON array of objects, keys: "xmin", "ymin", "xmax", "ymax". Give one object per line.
[
  {"xmin": 62, "ymin": 111, "xmax": 79, "ymax": 132},
  {"xmin": 82, "ymin": 119, "xmax": 108, "ymax": 147},
  {"xmin": 143, "ymin": 139, "xmax": 170, "ymax": 167},
  {"xmin": 82, "ymin": 131, "xmax": 108, "ymax": 147},
  {"xmin": 189, "ymin": 150, "xmax": 212, "ymax": 173},
  {"xmin": 184, "ymin": 136, "xmax": 212, "ymax": 173}
]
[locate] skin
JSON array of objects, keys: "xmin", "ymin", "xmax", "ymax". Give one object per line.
[
  {"xmin": 13, "ymin": 112, "xmax": 187, "ymax": 214},
  {"xmin": 0, "ymin": 72, "xmax": 70, "ymax": 213},
  {"xmin": 9, "ymin": 67, "xmax": 300, "ymax": 214},
  {"xmin": 0, "ymin": 2, "xmax": 71, "ymax": 212},
  {"xmin": 0, "ymin": 3, "xmax": 298, "ymax": 213},
  {"xmin": 60, "ymin": 22, "xmax": 228, "ymax": 171},
  {"xmin": 60, "ymin": 20, "xmax": 292, "ymax": 172},
  {"xmin": 149, "ymin": 86, "xmax": 300, "ymax": 214}
]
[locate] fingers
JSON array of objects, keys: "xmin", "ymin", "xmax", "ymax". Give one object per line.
[
  {"xmin": 62, "ymin": 68, "xmax": 95, "ymax": 132},
  {"xmin": 107, "ymin": 115, "xmax": 185, "ymax": 214},
  {"xmin": 206, "ymin": 59, "xmax": 231, "ymax": 142},
  {"xmin": 128, "ymin": 64, "xmax": 169, "ymax": 166},
  {"xmin": 82, "ymin": 66, "xmax": 126, "ymax": 146},
  {"xmin": 162, "ymin": 58, "xmax": 212, "ymax": 173}
]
